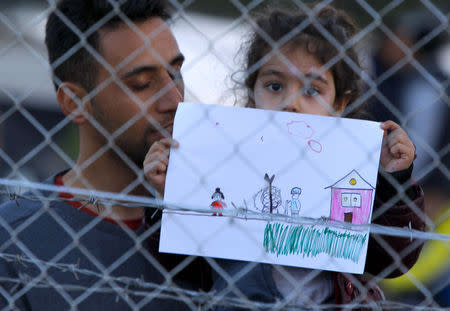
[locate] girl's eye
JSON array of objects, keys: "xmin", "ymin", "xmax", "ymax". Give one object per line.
[
  {"xmin": 266, "ymin": 83, "xmax": 283, "ymax": 92},
  {"xmin": 303, "ymin": 87, "xmax": 319, "ymax": 96}
]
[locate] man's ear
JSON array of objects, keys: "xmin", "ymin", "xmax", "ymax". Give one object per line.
[{"xmin": 57, "ymin": 82, "xmax": 91, "ymax": 125}]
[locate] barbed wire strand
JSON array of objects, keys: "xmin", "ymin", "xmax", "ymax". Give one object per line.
[{"xmin": 0, "ymin": 180, "xmax": 449, "ymax": 243}]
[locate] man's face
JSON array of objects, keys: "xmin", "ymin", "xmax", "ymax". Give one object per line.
[{"xmin": 90, "ymin": 17, "xmax": 184, "ymax": 166}]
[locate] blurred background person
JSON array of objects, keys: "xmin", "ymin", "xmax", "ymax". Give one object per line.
[
  {"xmin": 369, "ymin": 9, "xmax": 450, "ymax": 308},
  {"xmin": 369, "ymin": 11, "xmax": 449, "ymax": 193}
]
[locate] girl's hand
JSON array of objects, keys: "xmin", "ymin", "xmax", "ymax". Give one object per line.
[
  {"xmin": 143, "ymin": 138, "xmax": 179, "ymax": 197},
  {"xmin": 379, "ymin": 121, "xmax": 415, "ymax": 173}
]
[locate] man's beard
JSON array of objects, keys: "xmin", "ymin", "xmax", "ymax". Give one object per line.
[
  {"xmin": 115, "ymin": 138, "xmax": 150, "ymax": 169},
  {"xmin": 91, "ymin": 101, "xmax": 175, "ymax": 169},
  {"xmin": 115, "ymin": 116, "xmax": 174, "ymax": 168}
]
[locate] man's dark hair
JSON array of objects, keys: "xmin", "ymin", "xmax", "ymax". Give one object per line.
[{"xmin": 45, "ymin": 0, "xmax": 171, "ymax": 92}]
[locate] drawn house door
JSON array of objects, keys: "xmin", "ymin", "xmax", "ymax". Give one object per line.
[
  {"xmin": 341, "ymin": 193, "xmax": 361, "ymax": 223},
  {"xmin": 344, "ymin": 212, "xmax": 353, "ymax": 223}
]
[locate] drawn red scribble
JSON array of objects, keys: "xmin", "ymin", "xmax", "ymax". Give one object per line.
[
  {"xmin": 287, "ymin": 120, "xmax": 323, "ymax": 153},
  {"xmin": 308, "ymin": 139, "xmax": 322, "ymax": 153},
  {"xmin": 286, "ymin": 121, "xmax": 314, "ymax": 139}
]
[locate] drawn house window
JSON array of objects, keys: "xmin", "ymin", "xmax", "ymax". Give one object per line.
[
  {"xmin": 351, "ymin": 193, "xmax": 361, "ymax": 207},
  {"xmin": 341, "ymin": 193, "xmax": 361, "ymax": 208},
  {"xmin": 341, "ymin": 193, "xmax": 351, "ymax": 207}
]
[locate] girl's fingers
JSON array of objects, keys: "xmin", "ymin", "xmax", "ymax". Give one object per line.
[
  {"xmin": 144, "ymin": 151, "xmax": 162, "ymax": 166},
  {"xmin": 381, "ymin": 121, "xmax": 401, "ymax": 141},
  {"xmin": 382, "ymin": 125, "xmax": 413, "ymax": 149},
  {"xmin": 380, "ymin": 122, "xmax": 415, "ymax": 172},
  {"xmin": 153, "ymin": 162, "xmax": 167, "ymax": 174},
  {"xmin": 380, "ymin": 120, "xmax": 401, "ymax": 131},
  {"xmin": 144, "ymin": 139, "xmax": 178, "ymax": 162},
  {"xmin": 144, "ymin": 149, "xmax": 169, "ymax": 165},
  {"xmin": 144, "ymin": 149, "xmax": 170, "ymax": 171},
  {"xmin": 390, "ymin": 143, "xmax": 412, "ymax": 159},
  {"xmin": 386, "ymin": 130, "xmax": 408, "ymax": 148},
  {"xmin": 157, "ymin": 138, "xmax": 180, "ymax": 149},
  {"xmin": 146, "ymin": 141, "xmax": 169, "ymax": 156},
  {"xmin": 147, "ymin": 138, "xmax": 178, "ymax": 153},
  {"xmin": 143, "ymin": 138, "xmax": 179, "ymax": 197},
  {"xmin": 144, "ymin": 160, "xmax": 166, "ymax": 174},
  {"xmin": 158, "ymin": 155, "xmax": 169, "ymax": 167}
]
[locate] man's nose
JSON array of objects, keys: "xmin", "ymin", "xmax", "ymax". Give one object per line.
[{"xmin": 157, "ymin": 73, "xmax": 183, "ymax": 112}]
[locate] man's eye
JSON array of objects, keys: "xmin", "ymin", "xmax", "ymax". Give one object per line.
[
  {"xmin": 266, "ymin": 83, "xmax": 283, "ymax": 92},
  {"xmin": 303, "ymin": 87, "xmax": 319, "ymax": 96},
  {"xmin": 169, "ymin": 71, "xmax": 182, "ymax": 82},
  {"xmin": 131, "ymin": 83, "xmax": 150, "ymax": 91}
]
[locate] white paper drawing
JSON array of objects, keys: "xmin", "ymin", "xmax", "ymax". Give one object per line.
[{"xmin": 160, "ymin": 102, "xmax": 383, "ymax": 274}]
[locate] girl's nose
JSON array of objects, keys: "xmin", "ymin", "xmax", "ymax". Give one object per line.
[{"xmin": 283, "ymin": 93, "xmax": 303, "ymax": 113}]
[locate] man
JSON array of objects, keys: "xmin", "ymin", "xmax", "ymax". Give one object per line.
[{"xmin": 0, "ymin": 0, "xmax": 204, "ymax": 309}]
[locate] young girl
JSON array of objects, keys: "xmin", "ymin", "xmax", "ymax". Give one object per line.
[{"xmin": 144, "ymin": 5, "xmax": 425, "ymax": 309}]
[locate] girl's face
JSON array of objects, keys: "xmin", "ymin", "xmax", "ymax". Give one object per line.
[{"xmin": 253, "ymin": 46, "xmax": 345, "ymax": 116}]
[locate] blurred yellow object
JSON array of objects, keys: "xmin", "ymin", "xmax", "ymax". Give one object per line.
[{"xmin": 382, "ymin": 206, "xmax": 450, "ymax": 293}]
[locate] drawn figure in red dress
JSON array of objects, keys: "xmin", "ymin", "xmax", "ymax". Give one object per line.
[{"xmin": 210, "ymin": 188, "xmax": 227, "ymax": 216}]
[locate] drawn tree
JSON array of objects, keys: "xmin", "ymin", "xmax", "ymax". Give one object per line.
[
  {"xmin": 252, "ymin": 174, "xmax": 283, "ymax": 214},
  {"xmin": 260, "ymin": 186, "xmax": 282, "ymax": 213}
]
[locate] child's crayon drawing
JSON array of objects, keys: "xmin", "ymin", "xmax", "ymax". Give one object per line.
[
  {"xmin": 210, "ymin": 187, "xmax": 226, "ymax": 216},
  {"xmin": 252, "ymin": 174, "xmax": 284, "ymax": 214},
  {"xmin": 161, "ymin": 102, "xmax": 383, "ymax": 273},
  {"xmin": 287, "ymin": 120, "xmax": 314, "ymax": 138},
  {"xmin": 285, "ymin": 187, "xmax": 302, "ymax": 217},
  {"xmin": 287, "ymin": 120, "xmax": 323, "ymax": 153},
  {"xmin": 263, "ymin": 222, "xmax": 367, "ymax": 263},
  {"xmin": 308, "ymin": 140, "xmax": 322, "ymax": 153},
  {"xmin": 325, "ymin": 170, "xmax": 375, "ymax": 225}
]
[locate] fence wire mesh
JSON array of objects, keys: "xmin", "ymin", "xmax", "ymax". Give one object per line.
[{"xmin": 0, "ymin": 0, "xmax": 449, "ymax": 310}]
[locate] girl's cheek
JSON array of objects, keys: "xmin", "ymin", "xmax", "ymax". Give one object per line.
[
  {"xmin": 254, "ymin": 86, "xmax": 270, "ymax": 108},
  {"xmin": 262, "ymin": 93, "xmax": 283, "ymax": 111}
]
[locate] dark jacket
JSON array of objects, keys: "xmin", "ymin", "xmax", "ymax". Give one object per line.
[{"xmin": 0, "ymin": 175, "xmax": 198, "ymax": 310}]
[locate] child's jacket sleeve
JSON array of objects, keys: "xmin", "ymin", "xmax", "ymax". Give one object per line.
[{"xmin": 365, "ymin": 164, "xmax": 426, "ymax": 278}]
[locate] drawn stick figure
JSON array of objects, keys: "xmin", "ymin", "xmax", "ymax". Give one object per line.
[
  {"xmin": 285, "ymin": 187, "xmax": 302, "ymax": 217},
  {"xmin": 210, "ymin": 188, "xmax": 226, "ymax": 216}
]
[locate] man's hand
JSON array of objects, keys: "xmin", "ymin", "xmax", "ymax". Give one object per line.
[
  {"xmin": 380, "ymin": 121, "xmax": 415, "ymax": 173},
  {"xmin": 144, "ymin": 138, "xmax": 179, "ymax": 197}
]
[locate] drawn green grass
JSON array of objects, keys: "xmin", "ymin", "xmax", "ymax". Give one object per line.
[{"xmin": 263, "ymin": 222, "xmax": 367, "ymax": 263}]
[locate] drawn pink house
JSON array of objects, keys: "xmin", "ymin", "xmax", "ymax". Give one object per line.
[{"xmin": 325, "ymin": 170, "xmax": 375, "ymax": 224}]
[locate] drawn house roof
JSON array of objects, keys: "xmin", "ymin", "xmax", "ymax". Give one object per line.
[{"xmin": 325, "ymin": 170, "xmax": 375, "ymax": 190}]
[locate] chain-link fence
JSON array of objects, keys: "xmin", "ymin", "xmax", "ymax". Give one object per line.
[{"xmin": 0, "ymin": 0, "xmax": 449, "ymax": 310}]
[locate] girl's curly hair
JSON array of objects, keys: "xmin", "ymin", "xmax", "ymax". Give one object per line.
[{"xmin": 243, "ymin": 5, "xmax": 369, "ymax": 118}]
